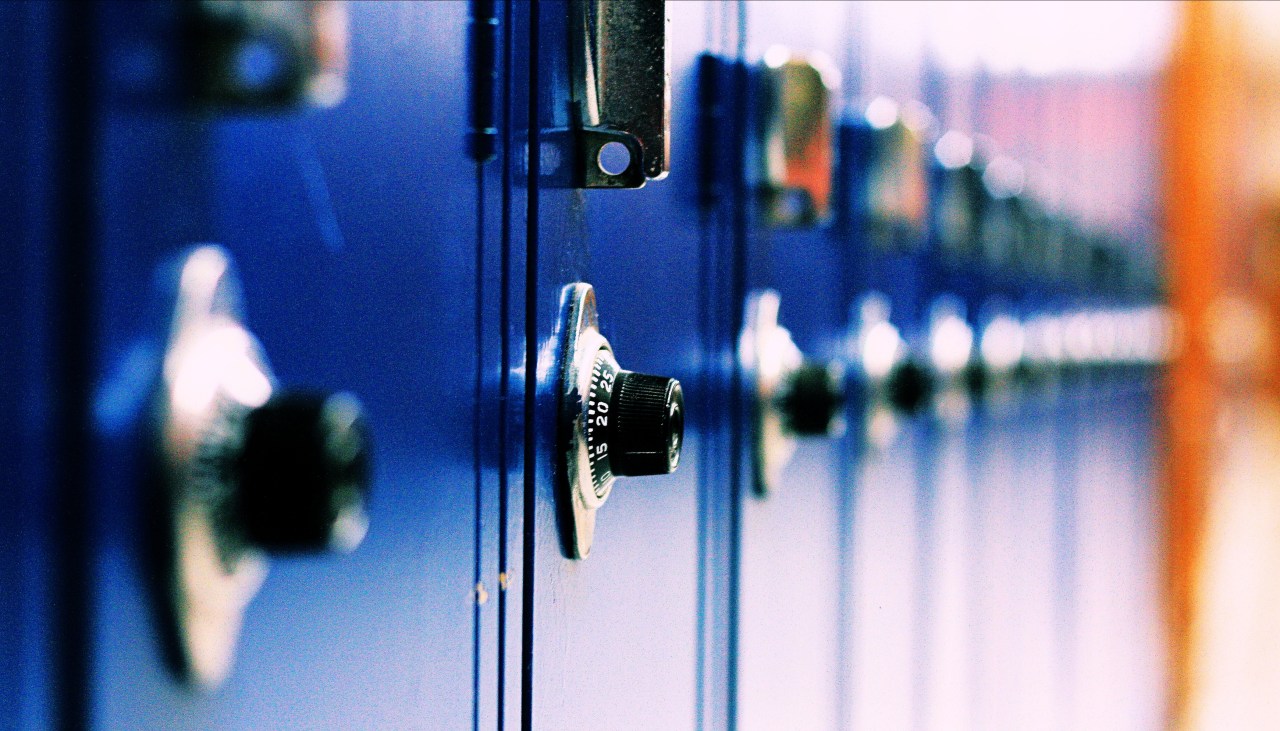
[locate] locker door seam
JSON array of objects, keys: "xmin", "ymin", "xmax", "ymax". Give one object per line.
[{"xmin": 520, "ymin": 1, "xmax": 540, "ymax": 728}]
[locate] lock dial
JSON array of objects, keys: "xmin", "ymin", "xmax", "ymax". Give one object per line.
[
  {"xmin": 585, "ymin": 346, "xmax": 621, "ymax": 502},
  {"xmin": 559, "ymin": 283, "xmax": 684, "ymax": 558}
]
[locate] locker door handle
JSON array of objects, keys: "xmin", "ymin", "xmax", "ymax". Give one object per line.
[{"xmin": 563, "ymin": 0, "xmax": 669, "ymax": 188}]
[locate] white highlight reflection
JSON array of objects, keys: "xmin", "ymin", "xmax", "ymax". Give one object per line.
[
  {"xmin": 171, "ymin": 324, "xmax": 272, "ymax": 416},
  {"xmin": 863, "ymin": 322, "xmax": 904, "ymax": 380},
  {"xmin": 930, "ymin": 312, "xmax": 974, "ymax": 375},
  {"xmin": 855, "ymin": 293, "xmax": 904, "ymax": 380},
  {"xmin": 935, "ymin": 131, "xmax": 974, "ymax": 170},
  {"xmin": 866, "ymin": 96, "xmax": 900, "ymax": 131},
  {"xmin": 981, "ymin": 315, "xmax": 1025, "ymax": 372}
]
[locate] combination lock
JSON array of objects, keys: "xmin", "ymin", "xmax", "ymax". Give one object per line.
[
  {"xmin": 153, "ymin": 245, "xmax": 371, "ymax": 688},
  {"xmin": 742, "ymin": 290, "xmax": 846, "ymax": 496},
  {"xmin": 559, "ymin": 283, "xmax": 684, "ymax": 558}
]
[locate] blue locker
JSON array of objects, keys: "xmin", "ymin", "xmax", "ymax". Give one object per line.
[
  {"xmin": 79, "ymin": 2, "xmax": 491, "ymax": 727},
  {"xmin": 733, "ymin": 4, "xmax": 852, "ymax": 729},
  {"xmin": 515, "ymin": 1, "xmax": 726, "ymax": 727}
]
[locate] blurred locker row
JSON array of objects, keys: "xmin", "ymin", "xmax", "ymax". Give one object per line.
[{"xmin": 3, "ymin": 1, "xmax": 1278, "ymax": 729}]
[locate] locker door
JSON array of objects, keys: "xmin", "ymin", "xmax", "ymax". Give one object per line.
[
  {"xmin": 734, "ymin": 5, "xmax": 853, "ymax": 729},
  {"xmin": 1, "ymin": 5, "xmax": 57, "ymax": 728},
  {"xmin": 84, "ymin": 2, "xmax": 498, "ymax": 727},
  {"xmin": 513, "ymin": 2, "xmax": 727, "ymax": 727},
  {"xmin": 0, "ymin": 4, "xmax": 29, "ymax": 711}
]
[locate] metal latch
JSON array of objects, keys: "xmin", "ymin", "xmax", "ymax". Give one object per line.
[
  {"xmin": 563, "ymin": 0, "xmax": 669, "ymax": 188},
  {"xmin": 190, "ymin": 0, "xmax": 349, "ymax": 109},
  {"xmin": 755, "ymin": 47, "xmax": 839, "ymax": 225},
  {"xmin": 844, "ymin": 97, "xmax": 931, "ymax": 248}
]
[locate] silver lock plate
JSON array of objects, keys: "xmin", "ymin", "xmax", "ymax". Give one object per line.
[
  {"xmin": 558, "ymin": 283, "xmax": 612, "ymax": 557},
  {"xmin": 154, "ymin": 245, "xmax": 275, "ymax": 689},
  {"xmin": 741, "ymin": 290, "xmax": 802, "ymax": 497}
]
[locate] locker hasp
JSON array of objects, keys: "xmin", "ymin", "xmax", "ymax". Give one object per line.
[
  {"xmin": 563, "ymin": 0, "xmax": 669, "ymax": 188},
  {"xmin": 755, "ymin": 47, "xmax": 839, "ymax": 226},
  {"xmin": 190, "ymin": 0, "xmax": 349, "ymax": 109}
]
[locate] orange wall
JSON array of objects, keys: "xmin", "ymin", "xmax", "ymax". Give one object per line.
[{"xmin": 1164, "ymin": 3, "xmax": 1280, "ymax": 726}]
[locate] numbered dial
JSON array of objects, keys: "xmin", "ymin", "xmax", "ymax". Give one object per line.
[
  {"xmin": 585, "ymin": 348, "xmax": 621, "ymax": 501},
  {"xmin": 156, "ymin": 245, "xmax": 373, "ymax": 689},
  {"xmin": 583, "ymin": 345, "xmax": 684, "ymax": 500}
]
